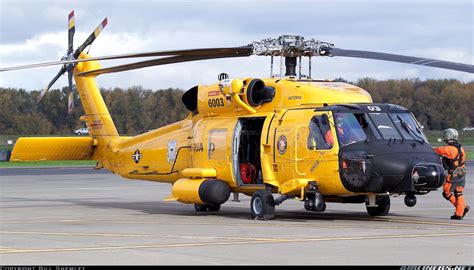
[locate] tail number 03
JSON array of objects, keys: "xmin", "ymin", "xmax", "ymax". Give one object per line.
[
  {"xmin": 367, "ymin": 105, "xmax": 381, "ymax": 112},
  {"xmin": 208, "ymin": 97, "xmax": 225, "ymax": 108}
]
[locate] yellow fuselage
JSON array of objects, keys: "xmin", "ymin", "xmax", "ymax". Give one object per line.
[
  {"xmin": 11, "ymin": 54, "xmax": 374, "ymax": 201},
  {"xmin": 96, "ymin": 78, "xmax": 372, "ymax": 197}
]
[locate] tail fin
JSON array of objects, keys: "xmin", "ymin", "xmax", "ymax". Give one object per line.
[{"xmin": 73, "ymin": 53, "xmax": 119, "ymax": 138}]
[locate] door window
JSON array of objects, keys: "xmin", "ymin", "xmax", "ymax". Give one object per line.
[{"xmin": 208, "ymin": 129, "xmax": 227, "ymax": 160}]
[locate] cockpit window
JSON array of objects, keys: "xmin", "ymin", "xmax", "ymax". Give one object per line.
[
  {"xmin": 308, "ymin": 114, "xmax": 333, "ymax": 150},
  {"xmin": 334, "ymin": 113, "xmax": 368, "ymax": 146},
  {"xmin": 368, "ymin": 113, "xmax": 402, "ymax": 140},
  {"xmin": 310, "ymin": 109, "xmax": 427, "ymax": 146},
  {"xmin": 390, "ymin": 113, "xmax": 428, "ymax": 143}
]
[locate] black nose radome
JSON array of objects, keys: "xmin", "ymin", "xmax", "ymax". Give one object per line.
[{"xmin": 339, "ymin": 141, "xmax": 444, "ymax": 194}]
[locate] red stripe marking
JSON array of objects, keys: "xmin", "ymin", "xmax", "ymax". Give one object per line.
[{"xmin": 208, "ymin": 91, "xmax": 221, "ymax": 97}]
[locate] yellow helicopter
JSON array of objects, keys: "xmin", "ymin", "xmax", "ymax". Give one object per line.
[{"xmin": 2, "ymin": 12, "xmax": 473, "ymax": 219}]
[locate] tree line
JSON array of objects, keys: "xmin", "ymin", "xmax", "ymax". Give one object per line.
[
  {"xmin": 0, "ymin": 78, "xmax": 472, "ymax": 135},
  {"xmin": 0, "ymin": 86, "xmax": 187, "ymax": 135}
]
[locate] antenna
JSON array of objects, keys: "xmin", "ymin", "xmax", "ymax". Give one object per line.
[{"xmin": 270, "ymin": 56, "xmax": 274, "ymax": 78}]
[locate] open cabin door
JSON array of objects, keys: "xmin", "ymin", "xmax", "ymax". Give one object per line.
[{"xmin": 233, "ymin": 117, "xmax": 266, "ymax": 186}]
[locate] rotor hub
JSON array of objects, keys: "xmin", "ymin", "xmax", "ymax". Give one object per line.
[{"xmin": 250, "ymin": 35, "xmax": 334, "ymax": 57}]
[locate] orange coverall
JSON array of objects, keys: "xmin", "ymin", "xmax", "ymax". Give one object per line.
[
  {"xmin": 325, "ymin": 126, "xmax": 345, "ymax": 148},
  {"xmin": 434, "ymin": 144, "xmax": 467, "ymax": 217}
]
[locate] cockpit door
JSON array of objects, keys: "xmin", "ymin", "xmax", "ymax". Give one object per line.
[{"xmin": 295, "ymin": 124, "xmax": 309, "ymax": 175}]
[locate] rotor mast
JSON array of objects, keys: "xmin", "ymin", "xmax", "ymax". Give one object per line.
[{"xmin": 250, "ymin": 35, "xmax": 334, "ymax": 79}]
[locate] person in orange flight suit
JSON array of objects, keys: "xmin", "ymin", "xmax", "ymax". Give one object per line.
[
  {"xmin": 332, "ymin": 116, "xmax": 354, "ymax": 146},
  {"xmin": 325, "ymin": 128, "xmax": 334, "ymax": 148},
  {"xmin": 434, "ymin": 128, "xmax": 470, "ymax": 220}
]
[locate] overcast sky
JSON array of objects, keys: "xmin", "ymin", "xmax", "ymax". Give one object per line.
[{"xmin": 0, "ymin": 0, "xmax": 472, "ymax": 91}]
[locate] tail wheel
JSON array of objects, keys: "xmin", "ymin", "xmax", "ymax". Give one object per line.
[
  {"xmin": 250, "ymin": 189, "xmax": 275, "ymax": 220},
  {"xmin": 366, "ymin": 195, "xmax": 390, "ymax": 216}
]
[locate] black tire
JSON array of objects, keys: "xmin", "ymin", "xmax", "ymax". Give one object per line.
[
  {"xmin": 366, "ymin": 195, "xmax": 390, "ymax": 216},
  {"xmin": 250, "ymin": 189, "xmax": 275, "ymax": 220},
  {"xmin": 404, "ymin": 195, "xmax": 417, "ymax": 207},
  {"xmin": 317, "ymin": 201, "xmax": 327, "ymax": 212},
  {"xmin": 194, "ymin": 204, "xmax": 208, "ymax": 212},
  {"xmin": 304, "ymin": 190, "xmax": 326, "ymax": 212},
  {"xmin": 304, "ymin": 196, "xmax": 326, "ymax": 212},
  {"xmin": 208, "ymin": 204, "xmax": 221, "ymax": 212}
]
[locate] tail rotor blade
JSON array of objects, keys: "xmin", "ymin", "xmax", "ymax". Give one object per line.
[
  {"xmin": 73, "ymin": 17, "xmax": 108, "ymax": 58},
  {"xmin": 37, "ymin": 66, "xmax": 66, "ymax": 103},
  {"xmin": 67, "ymin": 91, "xmax": 74, "ymax": 114},
  {"xmin": 67, "ymin": 66, "xmax": 74, "ymax": 91},
  {"xmin": 330, "ymin": 48, "xmax": 474, "ymax": 73},
  {"xmin": 68, "ymin": 10, "xmax": 75, "ymax": 52},
  {"xmin": 67, "ymin": 67, "xmax": 75, "ymax": 113}
]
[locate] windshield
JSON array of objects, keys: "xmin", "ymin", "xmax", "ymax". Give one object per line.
[
  {"xmin": 332, "ymin": 111, "xmax": 427, "ymax": 145},
  {"xmin": 369, "ymin": 113, "xmax": 402, "ymax": 140},
  {"xmin": 389, "ymin": 113, "xmax": 428, "ymax": 143}
]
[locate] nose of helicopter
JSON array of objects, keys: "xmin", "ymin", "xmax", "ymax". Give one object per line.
[{"xmin": 339, "ymin": 140, "xmax": 446, "ymax": 193}]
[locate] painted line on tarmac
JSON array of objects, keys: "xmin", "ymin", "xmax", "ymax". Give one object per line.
[
  {"xmin": 0, "ymin": 231, "xmax": 276, "ymax": 241},
  {"xmin": 372, "ymin": 217, "xmax": 474, "ymax": 227},
  {"xmin": 1, "ymin": 232, "xmax": 473, "ymax": 254},
  {"xmin": 0, "ymin": 219, "xmax": 465, "ymax": 231},
  {"xmin": 75, "ymin": 219, "xmax": 474, "ymax": 230},
  {"xmin": 1, "ymin": 216, "xmax": 473, "ymax": 229}
]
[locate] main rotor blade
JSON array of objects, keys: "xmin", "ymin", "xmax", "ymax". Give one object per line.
[
  {"xmin": 78, "ymin": 53, "xmax": 250, "ymax": 77},
  {"xmin": 330, "ymin": 48, "xmax": 474, "ymax": 73},
  {"xmin": 37, "ymin": 66, "xmax": 66, "ymax": 103},
  {"xmin": 0, "ymin": 47, "xmax": 252, "ymax": 72},
  {"xmin": 73, "ymin": 17, "xmax": 108, "ymax": 59},
  {"xmin": 68, "ymin": 10, "xmax": 75, "ymax": 52}
]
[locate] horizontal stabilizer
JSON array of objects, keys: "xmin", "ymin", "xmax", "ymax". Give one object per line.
[{"xmin": 10, "ymin": 137, "xmax": 94, "ymax": 161}]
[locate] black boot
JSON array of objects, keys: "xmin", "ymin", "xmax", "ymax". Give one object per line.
[
  {"xmin": 463, "ymin": 206, "xmax": 470, "ymax": 217},
  {"xmin": 450, "ymin": 215, "xmax": 463, "ymax": 220}
]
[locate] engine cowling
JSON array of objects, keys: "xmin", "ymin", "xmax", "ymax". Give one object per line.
[
  {"xmin": 171, "ymin": 178, "xmax": 231, "ymax": 205},
  {"xmin": 189, "ymin": 78, "xmax": 275, "ymax": 115}
]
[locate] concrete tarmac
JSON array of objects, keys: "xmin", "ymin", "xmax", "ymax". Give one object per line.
[{"xmin": 0, "ymin": 166, "xmax": 473, "ymax": 265}]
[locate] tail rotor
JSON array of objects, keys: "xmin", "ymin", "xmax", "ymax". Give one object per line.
[{"xmin": 36, "ymin": 11, "xmax": 107, "ymax": 114}]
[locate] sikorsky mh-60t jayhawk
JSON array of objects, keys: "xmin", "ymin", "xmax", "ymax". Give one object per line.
[{"xmin": 2, "ymin": 12, "xmax": 473, "ymax": 219}]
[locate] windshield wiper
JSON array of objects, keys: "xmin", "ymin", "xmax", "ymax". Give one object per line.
[{"xmin": 396, "ymin": 115, "xmax": 425, "ymax": 144}]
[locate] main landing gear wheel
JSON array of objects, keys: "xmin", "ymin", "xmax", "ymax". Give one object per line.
[
  {"xmin": 304, "ymin": 190, "xmax": 326, "ymax": 212},
  {"xmin": 194, "ymin": 204, "xmax": 221, "ymax": 212},
  {"xmin": 366, "ymin": 195, "xmax": 390, "ymax": 216},
  {"xmin": 250, "ymin": 189, "xmax": 275, "ymax": 220}
]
